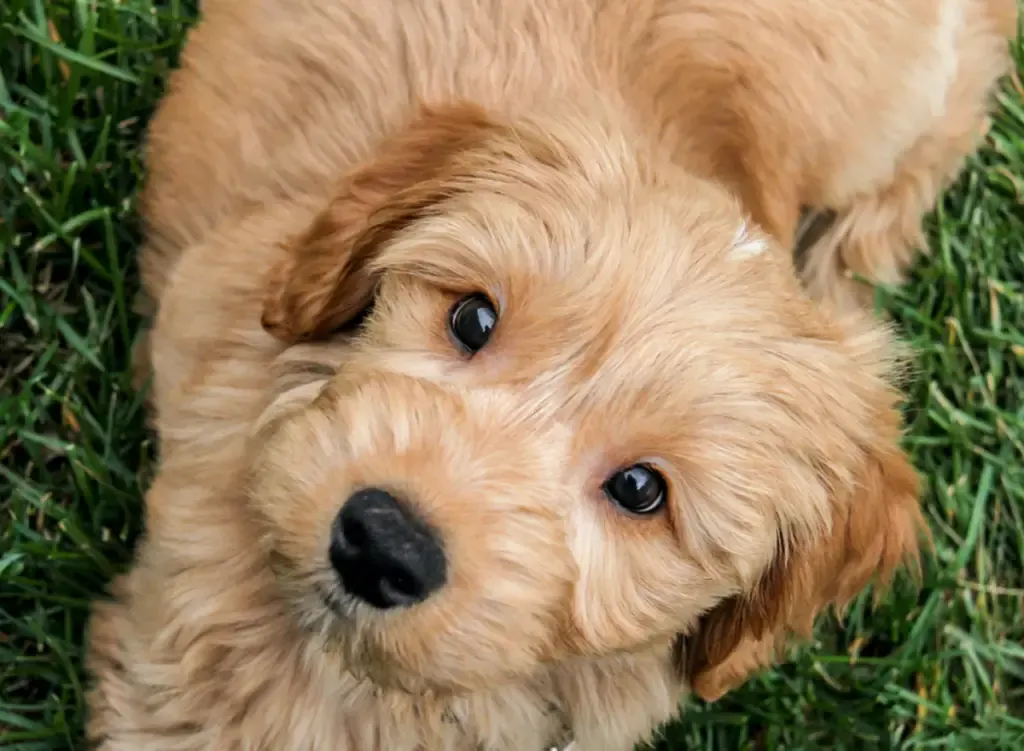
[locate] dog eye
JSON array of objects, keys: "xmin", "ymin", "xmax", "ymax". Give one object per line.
[
  {"xmin": 603, "ymin": 464, "xmax": 667, "ymax": 515},
  {"xmin": 448, "ymin": 294, "xmax": 497, "ymax": 355}
]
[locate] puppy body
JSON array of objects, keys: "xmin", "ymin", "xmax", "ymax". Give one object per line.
[
  {"xmin": 138, "ymin": 0, "xmax": 1015, "ymax": 312},
  {"xmin": 89, "ymin": 1, "xmax": 1013, "ymax": 749}
]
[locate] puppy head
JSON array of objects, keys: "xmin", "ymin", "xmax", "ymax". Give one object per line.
[{"xmin": 248, "ymin": 102, "xmax": 923, "ymax": 695}]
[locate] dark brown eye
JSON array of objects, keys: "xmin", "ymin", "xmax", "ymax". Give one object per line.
[
  {"xmin": 603, "ymin": 464, "xmax": 667, "ymax": 515},
  {"xmin": 448, "ymin": 294, "xmax": 497, "ymax": 355}
]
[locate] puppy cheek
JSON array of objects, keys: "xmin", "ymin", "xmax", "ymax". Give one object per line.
[
  {"xmin": 251, "ymin": 378, "xmax": 330, "ymax": 438},
  {"xmin": 245, "ymin": 407, "xmax": 348, "ymax": 573},
  {"xmin": 370, "ymin": 513, "xmax": 576, "ymax": 690},
  {"xmin": 365, "ymin": 456, "xmax": 578, "ymax": 688},
  {"xmin": 565, "ymin": 500, "xmax": 745, "ymax": 655}
]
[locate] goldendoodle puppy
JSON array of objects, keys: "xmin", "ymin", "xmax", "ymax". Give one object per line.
[{"xmin": 86, "ymin": 1, "xmax": 1015, "ymax": 749}]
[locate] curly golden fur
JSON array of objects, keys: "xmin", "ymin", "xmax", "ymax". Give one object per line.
[{"xmin": 86, "ymin": 0, "xmax": 1015, "ymax": 749}]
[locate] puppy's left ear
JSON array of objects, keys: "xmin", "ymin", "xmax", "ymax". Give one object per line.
[
  {"xmin": 261, "ymin": 103, "xmax": 501, "ymax": 343},
  {"xmin": 682, "ymin": 395, "xmax": 925, "ymax": 702}
]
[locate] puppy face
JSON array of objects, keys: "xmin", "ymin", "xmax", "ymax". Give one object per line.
[{"xmin": 248, "ymin": 103, "xmax": 922, "ymax": 697}]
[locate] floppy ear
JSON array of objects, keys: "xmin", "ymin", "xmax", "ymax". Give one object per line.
[
  {"xmin": 682, "ymin": 404, "xmax": 924, "ymax": 701},
  {"xmin": 261, "ymin": 102, "xmax": 501, "ymax": 343}
]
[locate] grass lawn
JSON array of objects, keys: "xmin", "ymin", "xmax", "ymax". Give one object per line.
[{"xmin": 2, "ymin": 2, "xmax": 1023, "ymax": 749}]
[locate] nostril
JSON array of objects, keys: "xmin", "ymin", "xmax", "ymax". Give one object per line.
[
  {"xmin": 341, "ymin": 516, "xmax": 367, "ymax": 551},
  {"xmin": 376, "ymin": 567, "xmax": 423, "ymax": 607},
  {"xmin": 387, "ymin": 569, "xmax": 419, "ymax": 598}
]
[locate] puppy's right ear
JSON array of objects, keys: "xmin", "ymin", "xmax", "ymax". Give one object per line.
[{"xmin": 261, "ymin": 103, "xmax": 501, "ymax": 343}]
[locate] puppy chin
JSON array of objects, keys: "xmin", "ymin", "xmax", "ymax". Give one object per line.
[
  {"xmin": 295, "ymin": 583, "xmax": 473, "ymax": 695},
  {"xmin": 260, "ymin": 549, "xmax": 406, "ymax": 689}
]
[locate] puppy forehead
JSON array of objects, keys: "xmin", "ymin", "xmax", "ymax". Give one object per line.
[
  {"xmin": 452, "ymin": 193, "xmax": 786, "ymax": 366},
  {"xmin": 376, "ymin": 164, "xmax": 812, "ymax": 428},
  {"xmin": 378, "ymin": 140, "xmax": 760, "ymax": 283}
]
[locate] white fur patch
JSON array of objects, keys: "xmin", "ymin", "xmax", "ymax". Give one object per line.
[{"xmin": 730, "ymin": 221, "xmax": 766, "ymax": 259}]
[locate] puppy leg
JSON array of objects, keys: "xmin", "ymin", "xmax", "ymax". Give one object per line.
[
  {"xmin": 798, "ymin": 123, "xmax": 983, "ymax": 312},
  {"xmin": 799, "ymin": 4, "xmax": 1015, "ymax": 313}
]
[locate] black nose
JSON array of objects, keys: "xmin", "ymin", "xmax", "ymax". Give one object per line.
[{"xmin": 329, "ymin": 488, "xmax": 446, "ymax": 609}]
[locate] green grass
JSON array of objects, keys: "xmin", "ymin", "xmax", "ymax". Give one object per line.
[{"xmin": 1, "ymin": 1, "xmax": 1022, "ymax": 749}]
